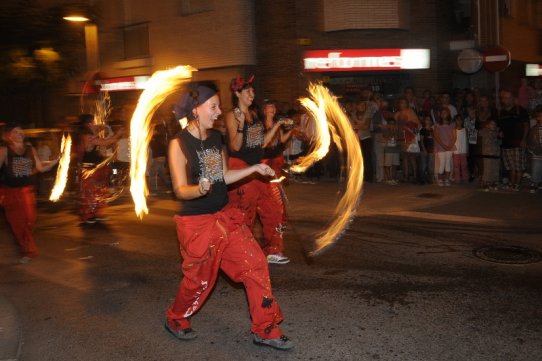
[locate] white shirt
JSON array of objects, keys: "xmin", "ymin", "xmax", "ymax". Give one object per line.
[{"xmin": 454, "ymin": 128, "xmax": 468, "ymax": 154}]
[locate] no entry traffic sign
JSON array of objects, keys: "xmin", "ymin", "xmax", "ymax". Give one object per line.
[{"xmin": 483, "ymin": 46, "xmax": 511, "ymax": 73}]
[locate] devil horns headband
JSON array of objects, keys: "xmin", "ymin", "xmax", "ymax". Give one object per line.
[{"xmin": 230, "ymin": 75, "xmax": 254, "ymax": 93}]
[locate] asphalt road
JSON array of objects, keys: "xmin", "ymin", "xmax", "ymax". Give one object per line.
[{"xmin": 1, "ymin": 180, "xmax": 541, "ymax": 361}]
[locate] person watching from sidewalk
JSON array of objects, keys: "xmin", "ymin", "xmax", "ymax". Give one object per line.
[
  {"xmin": 452, "ymin": 114, "xmax": 469, "ymax": 183},
  {"xmin": 224, "ymin": 75, "xmax": 290, "ymax": 265},
  {"xmin": 382, "ymin": 117, "xmax": 401, "ymax": 185},
  {"xmin": 395, "ymin": 97, "xmax": 420, "ymax": 183},
  {"xmin": 479, "ymin": 119, "xmax": 502, "ymax": 191},
  {"xmin": 527, "ymin": 105, "xmax": 542, "ymax": 193},
  {"xmin": 433, "ymin": 108, "xmax": 456, "ymax": 186},
  {"xmin": 0, "ymin": 123, "xmax": 59, "ymax": 263},
  {"xmin": 419, "ymin": 114, "xmax": 436, "ymax": 184},
  {"xmin": 165, "ymin": 83, "xmax": 294, "ymax": 350},
  {"xmin": 497, "ymin": 89, "xmax": 530, "ymax": 191}
]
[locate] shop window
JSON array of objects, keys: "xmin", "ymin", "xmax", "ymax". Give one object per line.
[
  {"xmin": 178, "ymin": 0, "xmax": 213, "ymax": 16},
  {"xmin": 123, "ymin": 23, "xmax": 149, "ymax": 60}
]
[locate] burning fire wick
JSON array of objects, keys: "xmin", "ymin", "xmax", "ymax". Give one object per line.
[{"xmin": 270, "ymin": 176, "xmax": 286, "ymax": 183}]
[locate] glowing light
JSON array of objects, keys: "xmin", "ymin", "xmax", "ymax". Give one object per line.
[
  {"xmin": 130, "ymin": 66, "xmax": 194, "ymax": 218},
  {"xmin": 63, "ymin": 16, "xmax": 90, "ymax": 22},
  {"xmin": 270, "ymin": 176, "xmax": 286, "ymax": 183},
  {"xmin": 303, "ymin": 49, "xmax": 430, "ymax": 72},
  {"xmin": 295, "ymin": 83, "xmax": 364, "ymax": 256},
  {"xmin": 49, "ymin": 134, "xmax": 72, "ymax": 202}
]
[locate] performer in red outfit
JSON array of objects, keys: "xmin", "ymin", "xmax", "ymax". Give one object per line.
[
  {"xmin": 225, "ymin": 76, "xmax": 291, "ymax": 264},
  {"xmin": 0, "ymin": 123, "xmax": 59, "ymax": 263},
  {"xmin": 262, "ymin": 99, "xmax": 295, "ymax": 224},
  {"xmin": 73, "ymin": 114, "xmax": 124, "ymax": 224},
  {"xmin": 165, "ymin": 84, "xmax": 294, "ymax": 350}
]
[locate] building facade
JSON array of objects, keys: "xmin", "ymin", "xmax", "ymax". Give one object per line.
[{"xmin": 30, "ymin": 0, "xmax": 542, "ymax": 126}]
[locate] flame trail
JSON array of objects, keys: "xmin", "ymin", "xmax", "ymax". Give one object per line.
[
  {"xmin": 130, "ymin": 66, "xmax": 194, "ymax": 218},
  {"xmin": 290, "ymin": 87, "xmax": 331, "ymax": 173},
  {"xmin": 81, "ymin": 152, "xmax": 116, "ymax": 179},
  {"xmin": 49, "ymin": 134, "xmax": 72, "ymax": 202},
  {"xmin": 294, "ymin": 83, "xmax": 364, "ymax": 256}
]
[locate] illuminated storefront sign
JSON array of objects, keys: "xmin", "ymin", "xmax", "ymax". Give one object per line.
[
  {"xmin": 526, "ymin": 64, "xmax": 542, "ymax": 77},
  {"xmin": 303, "ymin": 49, "xmax": 430, "ymax": 72},
  {"xmin": 99, "ymin": 76, "xmax": 150, "ymax": 91}
]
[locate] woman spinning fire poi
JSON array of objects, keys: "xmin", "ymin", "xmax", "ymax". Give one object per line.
[
  {"xmin": 73, "ymin": 113, "xmax": 124, "ymax": 224},
  {"xmin": 165, "ymin": 83, "xmax": 294, "ymax": 351}
]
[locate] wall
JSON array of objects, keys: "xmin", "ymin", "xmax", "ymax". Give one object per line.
[{"xmin": 255, "ymin": 0, "xmax": 456, "ymax": 104}]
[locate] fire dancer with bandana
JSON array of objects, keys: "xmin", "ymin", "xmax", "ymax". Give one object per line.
[
  {"xmin": 225, "ymin": 76, "xmax": 291, "ymax": 265},
  {"xmin": 72, "ymin": 114, "xmax": 124, "ymax": 224},
  {"xmin": 0, "ymin": 123, "xmax": 59, "ymax": 263},
  {"xmin": 165, "ymin": 83, "xmax": 294, "ymax": 350}
]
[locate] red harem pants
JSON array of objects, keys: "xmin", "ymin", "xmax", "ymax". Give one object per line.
[
  {"xmin": 266, "ymin": 154, "xmax": 285, "ymax": 177},
  {"xmin": 78, "ymin": 165, "xmax": 110, "ymax": 221},
  {"xmin": 263, "ymin": 155, "xmax": 288, "ymax": 224},
  {"xmin": 1, "ymin": 186, "xmax": 38, "ymax": 257},
  {"xmin": 166, "ymin": 207, "xmax": 285, "ymax": 339},
  {"xmin": 227, "ymin": 157, "xmax": 285, "ymax": 255},
  {"xmin": 453, "ymin": 153, "xmax": 469, "ymax": 182}
]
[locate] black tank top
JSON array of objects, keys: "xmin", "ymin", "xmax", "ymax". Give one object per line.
[
  {"xmin": 229, "ymin": 114, "xmax": 265, "ymax": 165},
  {"xmin": 177, "ymin": 128, "xmax": 228, "ymax": 215},
  {"xmin": 82, "ymin": 145, "xmax": 103, "ymax": 165},
  {"xmin": 263, "ymin": 131, "xmax": 285, "ymax": 159},
  {"xmin": 4, "ymin": 145, "xmax": 37, "ymax": 187}
]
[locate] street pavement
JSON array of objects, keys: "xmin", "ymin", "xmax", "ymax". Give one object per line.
[{"xmin": 1, "ymin": 179, "xmax": 541, "ymax": 361}]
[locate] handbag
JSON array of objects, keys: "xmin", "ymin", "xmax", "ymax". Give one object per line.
[{"xmin": 407, "ymin": 142, "xmax": 420, "ymax": 153}]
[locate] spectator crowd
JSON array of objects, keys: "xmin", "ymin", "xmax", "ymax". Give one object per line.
[{"xmin": 279, "ymin": 77, "xmax": 542, "ymax": 194}]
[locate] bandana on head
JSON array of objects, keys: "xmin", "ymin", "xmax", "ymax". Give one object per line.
[
  {"xmin": 174, "ymin": 83, "xmax": 217, "ymax": 121},
  {"xmin": 230, "ymin": 75, "xmax": 254, "ymax": 93}
]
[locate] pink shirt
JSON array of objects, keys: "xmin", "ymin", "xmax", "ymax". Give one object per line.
[{"xmin": 434, "ymin": 124, "xmax": 454, "ymax": 153}]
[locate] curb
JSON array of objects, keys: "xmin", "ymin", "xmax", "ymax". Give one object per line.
[{"xmin": 0, "ymin": 295, "xmax": 21, "ymax": 361}]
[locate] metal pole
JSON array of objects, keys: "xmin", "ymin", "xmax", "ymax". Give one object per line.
[{"xmin": 495, "ymin": 1, "xmax": 500, "ymax": 109}]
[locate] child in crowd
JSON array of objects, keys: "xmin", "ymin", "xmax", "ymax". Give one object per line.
[
  {"xmin": 479, "ymin": 119, "xmax": 501, "ymax": 191},
  {"xmin": 383, "ymin": 117, "xmax": 401, "ymax": 185},
  {"xmin": 419, "ymin": 115, "xmax": 435, "ymax": 184},
  {"xmin": 453, "ymin": 114, "xmax": 469, "ymax": 183},
  {"xmin": 403, "ymin": 119, "xmax": 420, "ymax": 183},
  {"xmin": 527, "ymin": 105, "xmax": 542, "ymax": 193},
  {"xmin": 433, "ymin": 108, "xmax": 456, "ymax": 186},
  {"xmin": 463, "ymin": 107, "xmax": 479, "ymax": 181}
]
